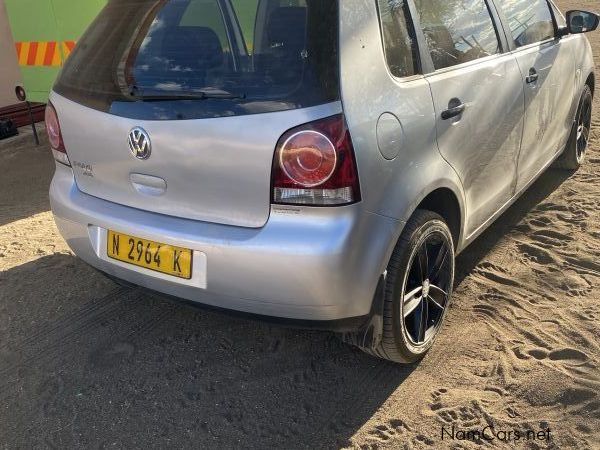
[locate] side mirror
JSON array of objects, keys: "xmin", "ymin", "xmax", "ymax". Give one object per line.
[{"xmin": 566, "ymin": 10, "xmax": 600, "ymax": 34}]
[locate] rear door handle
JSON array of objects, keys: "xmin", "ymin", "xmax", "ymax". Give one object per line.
[
  {"xmin": 441, "ymin": 98, "xmax": 466, "ymax": 120},
  {"xmin": 526, "ymin": 68, "xmax": 539, "ymax": 84}
]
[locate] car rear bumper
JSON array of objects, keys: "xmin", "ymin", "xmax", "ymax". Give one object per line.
[{"xmin": 50, "ymin": 163, "xmax": 401, "ymax": 324}]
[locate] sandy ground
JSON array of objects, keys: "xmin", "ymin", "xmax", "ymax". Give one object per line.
[{"xmin": 1, "ymin": 1, "xmax": 599, "ymax": 448}]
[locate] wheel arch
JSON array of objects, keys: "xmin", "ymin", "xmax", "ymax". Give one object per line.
[
  {"xmin": 392, "ymin": 178, "xmax": 466, "ymax": 255},
  {"xmin": 585, "ymin": 72, "xmax": 595, "ymax": 95},
  {"xmin": 415, "ymin": 188, "xmax": 463, "ymax": 250}
]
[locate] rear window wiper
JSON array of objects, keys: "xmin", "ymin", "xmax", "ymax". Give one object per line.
[{"xmin": 128, "ymin": 87, "xmax": 246, "ymax": 101}]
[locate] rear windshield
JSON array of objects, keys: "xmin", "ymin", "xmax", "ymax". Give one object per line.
[{"xmin": 54, "ymin": 0, "xmax": 339, "ymax": 120}]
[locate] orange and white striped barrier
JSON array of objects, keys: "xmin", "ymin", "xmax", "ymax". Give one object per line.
[{"xmin": 14, "ymin": 41, "xmax": 76, "ymax": 67}]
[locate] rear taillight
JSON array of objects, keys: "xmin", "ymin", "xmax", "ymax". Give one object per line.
[
  {"xmin": 45, "ymin": 102, "xmax": 70, "ymax": 166},
  {"xmin": 272, "ymin": 114, "xmax": 361, "ymax": 206}
]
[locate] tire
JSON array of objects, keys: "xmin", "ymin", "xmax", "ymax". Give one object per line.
[
  {"xmin": 554, "ymin": 84, "xmax": 593, "ymax": 170},
  {"xmin": 363, "ymin": 210, "xmax": 455, "ymax": 364}
]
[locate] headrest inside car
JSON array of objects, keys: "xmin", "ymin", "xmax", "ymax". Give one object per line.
[
  {"xmin": 267, "ymin": 7, "xmax": 307, "ymax": 50},
  {"xmin": 161, "ymin": 26, "xmax": 224, "ymax": 70}
]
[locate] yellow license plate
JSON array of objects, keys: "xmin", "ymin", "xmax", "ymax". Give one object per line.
[{"xmin": 107, "ymin": 230, "xmax": 193, "ymax": 280}]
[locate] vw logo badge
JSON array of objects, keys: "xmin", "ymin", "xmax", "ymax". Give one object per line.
[{"xmin": 128, "ymin": 127, "xmax": 151, "ymax": 160}]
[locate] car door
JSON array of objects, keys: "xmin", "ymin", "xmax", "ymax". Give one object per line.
[
  {"xmin": 495, "ymin": 0, "xmax": 575, "ymax": 192},
  {"xmin": 413, "ymin": 0, "xmax": 525, "ymax": 237}
]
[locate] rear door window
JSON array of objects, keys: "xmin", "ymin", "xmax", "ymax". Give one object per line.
[
  {"xmin": 413, "ymin": 0, "xmax": 501, "ymax": 70},
  {"xmin": 54, "ymin": 0, "xmax": 339, "ymax": 120},
  {"xmin": 376, "ymin": 0, "xmax": 419, "ymax": 78},
  {"xmin": 499, "ymin": 0, "xmax": 555, "ymax": 48}
]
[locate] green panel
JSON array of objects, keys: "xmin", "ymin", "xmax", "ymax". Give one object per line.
[
  {"xmin": 51, "ymin": 0, "xmax": 106, "ymax": 41},
  {"xmin": 5, "ymin": 0, "xmax": 106, "ymax": 102},
  {"xmin": 5, "ymin": 0, "xmax": 106, "ymax": 41},
  {"xmin": 5, "ymin": 0, "xmax": 59, "ymax": 42},
  {"xmin": 20, "ymin": 66, "xmax": 61, "ymax": 102}
]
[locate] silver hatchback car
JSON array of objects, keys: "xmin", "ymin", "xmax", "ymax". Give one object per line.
[{"xmin": 47, "ymin": 0, "xmax": 597, "ymax": 363}]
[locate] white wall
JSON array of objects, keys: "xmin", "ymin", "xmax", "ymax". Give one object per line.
[{"xmin": 0, "ymin": 0, "xmax": 22, "ymax": 108}]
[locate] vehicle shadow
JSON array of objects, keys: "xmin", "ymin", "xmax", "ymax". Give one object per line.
[
  {"xmin": 0, "ymin": 253, "xmax": 413, "ymax": 449},
  {"xmin": 0, "ymin": 130, "xmax": 54, "ymax": 227},
  {"xmin": 0, "ymin": 168, "xmax": 574, "ymax": 449},
  {"xmin": 455, "ymin": 167, "xmax": 573, "ymax": 285}
]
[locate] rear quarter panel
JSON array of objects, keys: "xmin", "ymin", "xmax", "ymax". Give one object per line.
[{"xmin": 338, "ymin": 0, "xmax": 466, "ymax": 247}]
